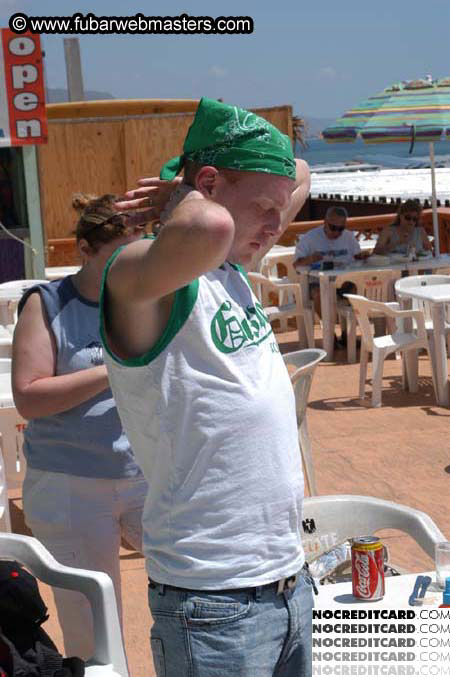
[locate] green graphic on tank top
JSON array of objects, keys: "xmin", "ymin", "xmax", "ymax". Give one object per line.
[{"xmin": 211, "ymin": 300, "xmax": 273, "ymax": 353}]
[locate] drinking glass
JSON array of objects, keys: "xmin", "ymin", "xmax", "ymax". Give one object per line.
[{"xmin": 435, "ymin": 542, "xmax": 450, "ymax": 589}]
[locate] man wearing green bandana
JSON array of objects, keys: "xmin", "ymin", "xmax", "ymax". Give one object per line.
[{"xmin": 100, "ymin": 98, "xmax": 312, "ymax": 676}]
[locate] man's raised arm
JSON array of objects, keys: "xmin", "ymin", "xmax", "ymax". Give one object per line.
[{"xmin": 107, "ymin": 192, "xmax": 234, "ymax": 306}]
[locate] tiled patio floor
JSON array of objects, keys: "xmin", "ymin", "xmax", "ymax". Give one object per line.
[{"xmin": 8, "ymin": 332, "xmax": 450, "ymax": 676}]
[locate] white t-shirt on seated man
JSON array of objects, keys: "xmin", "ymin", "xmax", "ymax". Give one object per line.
[{"xmin": 294, "ymin": 206, "xmax": 360, "ymax": 269}]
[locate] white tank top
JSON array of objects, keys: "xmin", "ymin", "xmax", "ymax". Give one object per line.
[{"xmin": 101, "ymin": 259, "xmax": 305, "ymax": 589}]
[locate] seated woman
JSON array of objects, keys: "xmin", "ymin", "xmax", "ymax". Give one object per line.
[
  {"xmin": 374, "ymin": 199, "xmax": 432, "ymax": 256},
  {"xmin": 12, "ymin": 193, "xmax": 149, "ymax": 660}
]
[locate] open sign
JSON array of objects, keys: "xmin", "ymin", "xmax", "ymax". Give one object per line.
[{"xmin": 0, "ymin": 29, "xmax": 48, "ymax": 147}]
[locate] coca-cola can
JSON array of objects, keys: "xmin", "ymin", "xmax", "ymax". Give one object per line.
[{"xmin": 351, "ymin": 536, "xmax": 385, "ymax": 601}]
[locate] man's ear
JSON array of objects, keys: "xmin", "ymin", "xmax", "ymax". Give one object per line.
[{"xmin": 195, "ymin": 166, "xmax": 219, "ymax": 197}]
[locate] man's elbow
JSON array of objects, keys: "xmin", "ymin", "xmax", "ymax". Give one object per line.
[
  {"xmin": 206, "ymin": 210, "xmax": 235, "ymax": 247},
  {"xmin": 295, "ymin": 159, "xmax": 311, "ymax": 189},
  {"xmin": 196, "ymin": 205, "xmax": 235, "ymax": 264}
]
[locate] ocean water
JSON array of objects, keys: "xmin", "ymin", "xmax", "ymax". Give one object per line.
[
  {"xmin": 296, "ymin": 138, "xmax": 450, "ymax": 169},
  {"xmin": 296, "ymin": 138, "xmax": 450, "ymax": 201}
]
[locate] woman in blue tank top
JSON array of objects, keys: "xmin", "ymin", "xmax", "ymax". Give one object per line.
[{"xmin": 12, "ymin": 193, "xmax": 149, "ymax": 660}]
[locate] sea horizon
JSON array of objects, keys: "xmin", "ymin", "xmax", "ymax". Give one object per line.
[
  {"xmin": 296, "ymin": 138, "xmax": 450, "ymax": 201},
  {"xmin": 296, "ymin": 137, "xmax": 450, "ymax": 169}
]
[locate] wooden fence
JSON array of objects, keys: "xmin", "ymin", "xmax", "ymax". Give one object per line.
[
  {"xmin": 278, "ymin": 208, "xmax": 450, "ymax": 252},
  {"xmin": 47, "ymin": 208, "xmax": 450, "ymax": 267},
  {"xmin": 38, "ymin": 102, "xmax": 293, "ymax": 242}
]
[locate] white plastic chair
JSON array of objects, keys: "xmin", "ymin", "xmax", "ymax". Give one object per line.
[
  {"xmin": 0, "ymin": 358, "xmax": 27, "ymax": 491},
  {"xmin": 0, "ymin": 435, "xmax": 12, "ymax": 532},
  {"xmin": 45, "ymin": 266, "xmax": 80, "ymax": 281},
  {"xmin": 0, "ymin": 279, "xmax": 48, "ymax": 294},
  {"xmin": 0, "ymin": 279, "xmax": 48, "ymax": 332},
  {"xmin": 0, "ymin": 335, "xmax": 13, "ymax": 359},
  {"xmin": 259, "ymin": 253, "xmax": 297, "ymax": 330},
  {"xmin": 259, "ymin": 252, "xmax": 296, "ymax": 282},
  {"xmin": 283, "ymin": 349, "xmax": 326, "ymax": 495},
  {"xmin": 0, "ymin": 533, "xmax": 128, "ymax": 676},
  {"xmin": 248, "ymin": 272, "xmax": 315, "ymax": 348},
  {"xmin": 337, "ymin": 270, "xmax": 399, "ymax": 363},
  {"xmin": 345, "ymin": 294, "xmax": 431, "ymax": 407},
  {"xmin": 302, "ymin": 494, "xmax": 446, "ymax": 565}
]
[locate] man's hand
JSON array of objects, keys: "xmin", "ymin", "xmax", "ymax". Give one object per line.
[
  {"xmin": 295, "ymin": 251, "xmax": 323, "ymax": 268},
  {"xmin": 354, "ymin": 251, "xmax": 371, "ymax": 260},
  {"xmin": 115, "ymin": 177, "xmax": 183, "ymax": 224}
]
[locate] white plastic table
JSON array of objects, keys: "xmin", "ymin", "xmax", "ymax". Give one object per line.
[
  {"xmin": 262, "ymin": 240, "xmax": 380, "ymax": 275},
  {"xmin": 301, "ymin": 255, "xmax": 450, "ymax": 361},
  {"xmin": 316, "ymin": 570, "xmax": 440, "ymax": 609},
  {"xmin": 314, "ymin": 571, "xmax": 446, "ymax": 672},
  {"xmin": 399, "ymin": 283, "xmax": 450, "ymax": 406}
]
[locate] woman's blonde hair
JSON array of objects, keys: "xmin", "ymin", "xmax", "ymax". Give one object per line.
[
  {"xmin": 72, "ymin": 193, "xmax": 129, "ymax": 252},
  {"xmin": 393, "ymin": 199, "xmax": 422, "ymax": 226}
]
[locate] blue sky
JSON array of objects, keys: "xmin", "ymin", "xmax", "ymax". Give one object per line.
[{"xmin": 1, "ymin": 0, "xmax": 449, "ymax": 119}]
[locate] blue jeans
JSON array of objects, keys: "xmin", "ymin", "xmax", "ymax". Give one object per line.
[{"xmin": 148, "ymin": 567, "xmax": 314, "ymax": 676}]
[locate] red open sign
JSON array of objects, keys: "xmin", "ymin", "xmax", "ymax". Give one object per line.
[{"xmin": 0, "ymin": 29, "xmax": 48, "ymax": 147}]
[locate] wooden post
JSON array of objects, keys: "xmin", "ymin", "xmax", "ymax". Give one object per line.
[{"xmin": 64, "ymin": 38, "xmax": 85, "ymax": 102}]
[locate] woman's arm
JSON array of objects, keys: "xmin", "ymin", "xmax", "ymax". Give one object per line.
[
  {"xmin": 12, "ymin": 292, "xmax": 110, "ymax": 420},
  {"xmin": 420, "ymin": 227, "xmax": 432, "ymax": 251},
  {"xmin": 373, "ymin": 227, "xmax": 392, "ymax": 254}
]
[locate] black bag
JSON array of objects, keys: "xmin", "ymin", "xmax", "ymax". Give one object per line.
[{"xmin": 0, "ymin": 561, "xmax": 84, "ymax": 677}]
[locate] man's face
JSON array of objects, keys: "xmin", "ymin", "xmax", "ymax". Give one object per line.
[
  {"xmin": 324, "ymin": 214, "xmax": 346, "ymax": 240},
  {"xmin": 211, "ymin": 170, "xmax": 294, "ymax": 265}
]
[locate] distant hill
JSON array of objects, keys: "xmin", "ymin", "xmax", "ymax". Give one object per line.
[
  {"xmin": 46, "ymin": 88, "xmax": 115, "ymax": 103},
  {"xmin": 303, "ymin": 116, "xmax": 337, "ymax": 138}
]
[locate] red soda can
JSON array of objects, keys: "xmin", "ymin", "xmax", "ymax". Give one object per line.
[{"xmin": 351, "ymin": 536, "xmax": 385, "ymax": 601}]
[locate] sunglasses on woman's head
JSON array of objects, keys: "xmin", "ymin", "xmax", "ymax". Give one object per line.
[
  {"xmin": 104, "ymin": 212, "xmax": 147, "ymax": 233},
  {"xmin": 402, "ymin": 213, "xmax": 419, "ymax": 222}
]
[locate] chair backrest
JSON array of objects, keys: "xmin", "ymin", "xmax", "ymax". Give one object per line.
[
  {"xmin": 0, "ymin": 300, "xmax": 14, "ymax": 331},
  {"xmin": 0, "ymin": 279, "xmax": 48, "ymax": 294},
  {"xmin": 344, "ymin": 294, "xmax": 389, "ymax": 351},
  {"xmin": 0, "ymin": 533, "xmax": 128, "ymax": 676},
  {"xmin": 334, "ymin": 270, "xmax": 397, "ymax": 302},
  {"xmin": 247, "ymin": 272, "xmax": 266, "ymax": 303},
  {"xmin": 0, "ymin": 438, "xmax": 12, "ymax": 532},
  {"xmin": 0, "ymin": 280, "xmax": 47, "ymax": 330},
  {"xmin": 360, "ymin": 270, "xmax": 399, "ymax": 302},
  {"xmin": 302, "ymin": 494, "xmax": 446, "ymax": 562},
  {"xmin": 283, "ymin": 349, "xmax": 326, "ymax": 422},
  {"xmin": 0, "ymin": 337, "xmax": 12, "ymax": 360},
  {"xmin": 0, "ymin": 369, "xmax": 27, "ymax": 490},
  {"xmin": 259, "ymin": 247, "xmax": 295, "ymax": 277},
  {"xmin": 0, "ymin": 408, "xmax": 27, "ymax": 490},
  {"xmin": 0, "ymin": 358, "xmax": 11, "ymax": 374}
]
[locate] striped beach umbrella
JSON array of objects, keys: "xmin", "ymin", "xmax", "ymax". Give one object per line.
[{"xmin": 323, "ymin": 77, "xmax": 450, "ymax": 255}]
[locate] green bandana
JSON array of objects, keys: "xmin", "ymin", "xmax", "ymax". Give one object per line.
[{"xmin": 160, "ymin": 97, "xmax": 296, "ymax": 181}]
